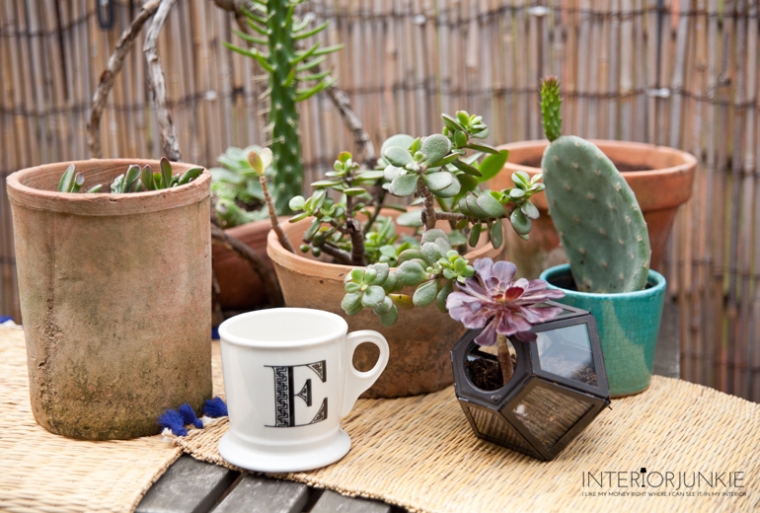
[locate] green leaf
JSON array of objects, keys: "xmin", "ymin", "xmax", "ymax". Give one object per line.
[
  {"xmin": 160, "ymin": 158, "xmax": 172, "ymax": 189},
  {"xmin": 378, "ymin": 305, "xmax": 399, "ymax": 326},
  {"xmin": 312, "ymin": 43, "xmax": 345, "ymax": 56},
  {"xmin": 476, "ymin": 193, "xmax": 506, "ymax": 218},
  {"xmin": 371, "ymin": 263, "xmax": 390, "ymax": 285},
  {"xmin": 510, "ymin": 208, "xmax": 532, "ymax": 236},
  {"xmin": 441, "ymin": 113, "xmax": 465, "ymax": 133},
  {"xmin": 381, "ymin": 134, "xmax": 415, "ymax": 157},
  {"xmin": 420, "ymin": 134, "xmax": 452, "ymax": 165},
  {"xmin": 465, "ymin": 194, "xmax": 488, "ymax": 218},
  {"xmin": 350, "ymin": 268, "xmax": 366, "ymax": 283},
  {"xmin": 304, "ymin": 218, "xmax": 321, "ymax": 240},
  {"xmin": 384, "ymin": 146, "xmax": 413, "ymax": 167},
  {"xmin": 477, "ymin": 150, "xmax": 509, "ymax": 183},
  {"xmin": 289, "ymin": 195, "xmax": 306, "ymax": 211},
  {"xmin": 231, "ymin": 28, "xmax": 267, "ymax": 45},
  {"xmin": 389, "ymin": 174, "xmax": 418, "ymax": 196},
  {"xmin": 396, "ymin": 210, "xmax": 423, "ymax": 227},
  {"xmin": 521, "ymin": 200, "xmax": 540, "ymax": 220},
  {"xmin": 297, "ymin": 69, "xmax": 332, "ymax": 82},
  {"xmin": 343, "ymin": 187, "xmax": 369, "ymax": 197},
  {"xmin": 413, "ymin": 280, "xmax": 438, "ymax": 307},
  {"xmin": 512, "ymin": 171, "xmax": 530, "ymax": 187},
  {"xmin": 398, "ymin": 248, "xmax": 424, "ymax": 264},
  {"xmin": 436, "ymin": 177, "xmax": 462, "ymax": 198},
  {"xmin": 421, "ymin": 242, "xmax": 442, "ymax": 264},
  {"xmin": 490, "ymin": 219, "xmax": 504, "ymax": 249},
  {"xmin": 222, "ymin": 42, "xmax": 274, "ymax": 73},
  {"xmin": 454, "ymin": 130, "xmax": 467, "ymax": 147},
  {"xmin": 296, "ymin": 56, "xmax": 326, "ymax": 72},
  {"xmin": 451, "ymin": 159, "xmax": 482, "ymax": 177},
  {"xmin": 178, "ymin": 167, "xmax": 203, "ymax": 185},
  {"xmin": 356, "ymin": 170, "xmax": 385, "ymax": 181},
  {"xmin": 457, "ymin": 174, "xmax": 479, "ymax": 193},
  {"xmin": 295, "ymin": 76, "xmax": 336, "ymax": 102},
  {"xmin": 509, "ymin": 188, "xmax": 526, "ymax": 199},
  {"xmin": 125, "ymin": 165, "xmax": 141, "ymax": 192},
  {"xmin": 373, "ymin": 296, "xmax": 394, "ymax": 316},
  {"xmin": 389, "ymin": 294, "xmax": 413, "ymax": 309},
  {"xmin": 294, "ymin": 19, "xmax": 330, "ymax": 40},
  {"xmin": 58, "ymin": 164, "xmax": 76, "ymax": 192},
  {"xmin": 447, "ymin": 230, "xmax": 467, "ymax": 247},
  {"xmin": 465, "ymin": 142, "xmax": 500, "ymax": 155},
  {"xmin": 436, "ymin": 280, "xmax": 454, "ymax": 313},
  {"xmin": 420, "ymin": 229, "xmax": 448, "ymax": 244},
  {"xmin": 397, "ymin": 261, "xmax": 427, "ymax": 286},
  {"xmin": 86, "ymin": 184, "xmax": 103, "ymax": 193},
  {"xmin": 423, "ymin": 171, "xmax": 454, "ymax": 192},
  {"xmin": 345, "ymin": 282, "xmax": 361, "ymax": 293},
  {"xmin": 362, "ymin": 286, "xmax": 386, "ymax": 308},
  {"xmin": 457, "ymin": 111, "xmax": 470, "ymax": 126},
  {"xmin": 341, "ymin": 292, "xmax": 364, "ymax": 316},
  {"xmin": 382, "ymin": 273, "xmax": 399, "ymax": 292},
  {"xmin": 469, "ymin": 223, "xmax": 482, "ymax": 247}
]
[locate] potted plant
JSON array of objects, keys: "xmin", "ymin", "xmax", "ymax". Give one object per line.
[
  {"xmin": 6, "ymin": 158, "xmax": 212, "ymax": 440},
  {"xmin": 534, "ymin": 78, "xmax": 667, "ymax": 397},
  {"xmin": 267, "ymin": 111, "xmax": 545, "ymax": 397},
  {"xmin": 210, "ymin": 145, "xmax": 287, "ymax": 311},
  {"xmin": 490, "ymin": 88, "xmax": 697, "ymax": 279},
  {"xmin": 447, "ymin": 259, "xmax": 610, "ymax": 461},
  {"xmin": 211, "ymin": 0, "xmax": 343, "ymax": 310}
]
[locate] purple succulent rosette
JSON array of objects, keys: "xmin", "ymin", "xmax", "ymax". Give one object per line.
[{"xmin": 446, "ymin": 258, "xmax": 565, "ymax": 346}]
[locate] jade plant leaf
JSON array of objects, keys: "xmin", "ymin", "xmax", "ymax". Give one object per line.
[{"xmin": 390, "ymin": 174, "xmax": 419, "ymax": 196}]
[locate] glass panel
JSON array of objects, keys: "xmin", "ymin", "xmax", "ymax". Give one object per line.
[
  {"xmin": 535, "ymin": 324, "xmax": 598, "ymax": 387},
  {"xmin": 467, "ymin": 405, "xmax": 537, "ymax": 457},
  {"xmin": 465, "ymin": 342, "xmax": 516, "ymax": 391},
  {"xmin": 512, "ymin": 383, "xmax": 593, "ymax": 449}
]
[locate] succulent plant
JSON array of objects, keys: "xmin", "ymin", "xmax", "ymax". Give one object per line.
[
  {"xmin": 57, "ymin": 157, "xmax": 202, "ymax": 194},
  {"xmin": 225, "ymin": 0, "xmax": 343, "ymax": 214},
  {"xmin": 285, "ymin": 111, "xmax": 546, "ymax": 326},
  {"xmin": 539, "ymin": 77, "xmax": 651, "ymax": 293},
  {"xmin": 210, "ymin": 145, "xmax": 270, "ymax": 228}
]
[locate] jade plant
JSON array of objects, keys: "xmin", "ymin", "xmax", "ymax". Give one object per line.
[
  {"xmin": 539, "ymin": 77, "xmax": 651, "ymax": 293},
  {"xmin": 280, "ymin": 111, "xmax": 545, "ymax": 327},
  {"xmin": 224, "ymin": 0, "xmax": 343, "ymax": 214},
  {"xmin": 57, "ymin": 157, "xmax": 202, "ymax": 194}
]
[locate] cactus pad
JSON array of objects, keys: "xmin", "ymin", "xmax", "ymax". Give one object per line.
[{"xmin": 542, "ymin": 136, "xmax": 651, "ymax": 293}]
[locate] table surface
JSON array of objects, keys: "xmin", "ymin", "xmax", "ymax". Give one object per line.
[{"xmin": 137, "ymin": 302, "xmax": 680, "ymax": 513}]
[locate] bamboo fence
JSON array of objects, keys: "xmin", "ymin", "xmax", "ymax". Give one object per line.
[{"xmin": 0, "ymin": 0, "xmax": 759, "ymax": 401}]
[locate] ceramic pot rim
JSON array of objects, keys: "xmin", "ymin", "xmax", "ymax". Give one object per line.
[
  {"xmin": 219, "ymin": 308, "xmax": 349, "ymax": 349},
  {"xmin": 6, "ymin": 159, "xmax": 210, "ymax": 216},
  {"xmin": 540, "ymin": 264, "xmax": 666, "ymax": 300}
]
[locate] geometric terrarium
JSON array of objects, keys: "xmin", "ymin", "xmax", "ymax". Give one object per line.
[{"xmin": 450, "ymin": 301, "xmax": 611, "ymax": 461}]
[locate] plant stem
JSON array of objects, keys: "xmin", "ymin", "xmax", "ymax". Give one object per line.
[
  {"xmin": 419, "ymin": 182, "xmax": 437, "ymax": 230},
  {"xmin": 318, "ymin": 242, "xmax": 352, "ymax": 265},
  {"xmin": 434, "ymin": 212, "xmax": 476, "ymax": 223},
  {"xmin": 496, "ymin": 333, "xmax": 514, "ymax": 385},
  {"xmin": 363, "ymin": 188, "xmax": 387, "ymax": 236},
  {"xmin": 260, "ymin": 174, "xmax": 294, "ymax": 253}
]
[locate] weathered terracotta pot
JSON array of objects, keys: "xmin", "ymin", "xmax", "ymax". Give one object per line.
[
  {"xmin": 490, "ymin": 140, "xmax": 696, "ymax": 278},
  {"xmin": 7, "ymin": 159, "xmax": 213, "ymax": 440},
  {"xmin": 267, "ymin": 211, "xmax": 500, "ymax": 398},
  {"xmin": 212, "ymin": 218, "xmax": 287, "ymax": 311}
]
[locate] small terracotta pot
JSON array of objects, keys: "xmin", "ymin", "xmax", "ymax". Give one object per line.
[
  {"xmin": 267, "ymin": 210, "xmax": 500, "ymax": 398},
  {"xmin": 7, "ymin": 159, "xmax": 213, "ymax": 440},
  {"xmin": 212, "ymin": 218, "xmax": 287, "ymax": 311},
  {"xmin": 490, "ymin": 140, "xmax": 697, "ymax": 278}
]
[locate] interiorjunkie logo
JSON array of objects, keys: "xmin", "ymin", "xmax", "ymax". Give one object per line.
[{"xmin": 580, "ymin": 468, "xmax": 747, "ymax": 498}]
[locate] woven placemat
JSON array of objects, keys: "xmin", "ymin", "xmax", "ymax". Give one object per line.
[
  {"xmin": 0, "ymin": 327, "xmax": 183, "ymax": 513},
  {"xmin": 177, "ymin": 342, "xmax": 760, "ymax": 513}
]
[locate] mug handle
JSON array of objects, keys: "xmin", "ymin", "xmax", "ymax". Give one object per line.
[{"xmin": 341, "ymin": 330, "xmax": 390, "ymax": 417}]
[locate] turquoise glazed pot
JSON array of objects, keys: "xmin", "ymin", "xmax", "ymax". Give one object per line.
[{"xmin": 539, "ymin": 264, "xmax": 666, "ymax": 397}]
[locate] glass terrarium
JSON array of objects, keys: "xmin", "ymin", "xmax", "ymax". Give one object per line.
[{"xmin": 450, "ymin": 301, "xmax": 610, "ymax": 461}]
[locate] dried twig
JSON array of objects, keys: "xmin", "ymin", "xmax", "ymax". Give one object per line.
[
  {"xmin": 143, "ymin": 0, "xmax": 181, "ymax": 161},
  {"xmin": 87, "ymin": 0, "xmax": 161, "ymax": 158},
  {"xmin": 260, "ymin": 173, "xmax": 294, "ymax": 253}
]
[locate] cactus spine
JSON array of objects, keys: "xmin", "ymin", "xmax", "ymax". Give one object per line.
[
  {"xmin": 224, "ymin": 1, "xmax": 342, "ymax": 214},
  {"xmin": 539, "ymin": 79, "xmax": 651, "ymax": 293}
]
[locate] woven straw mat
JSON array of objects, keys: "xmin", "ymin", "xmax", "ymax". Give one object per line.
[
  {"xmin": 176, "ymin": 342, "xmax": 760, "ymax": 513},
  {"xmin": 0, "ymin": 326, "xmax": 182, "ymax": 513}
]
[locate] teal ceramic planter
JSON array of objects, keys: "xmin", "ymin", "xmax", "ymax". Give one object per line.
[{"xmin": 539, "ymin": 264, "xmax": 666, "ymax": 397}]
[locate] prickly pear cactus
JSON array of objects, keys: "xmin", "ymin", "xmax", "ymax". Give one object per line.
[{"xmin": 539, "ymin": 76, "xmax": 650, "ymax": 293}]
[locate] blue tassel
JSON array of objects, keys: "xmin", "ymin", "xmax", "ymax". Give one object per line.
[
  {"xmin": 178, "ymin": 403, "xmax": 203, "ymax": 429},
  {"xmin": 158, "ymin": 409, "xmax": 187, "ymax": 436},
  {"xmin": 203, "ymin": 396, "xmax": 228, "ymax": 418}
]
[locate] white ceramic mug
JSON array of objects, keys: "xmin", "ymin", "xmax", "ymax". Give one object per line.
[{"xmin": 217, "ymin": 308, "xmax": 389, "ymax": 472}]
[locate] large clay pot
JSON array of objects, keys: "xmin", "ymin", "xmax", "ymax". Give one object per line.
[
  {"xmin": 212, "ymin": 218, "xmax": 287, "ymax": 311},
  {"xmin": 490, "ymin": 140, "xmax": 697, "ymax": 278},
  {"xmin": 267, "ymin": 211, "xmax": 500, "ymax": 398},
  {"xmin": 7, "ymin": 159, "xmax": 213, "ymax": 440}
]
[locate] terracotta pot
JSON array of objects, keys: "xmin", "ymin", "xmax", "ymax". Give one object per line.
[
  {"xmin": 212, "ymin": 218, "xmax": 287, "ymax": 311},
  {"xmin": 490, "ymin": 140, "xmax": 697, "ymax": 278},
  {"xmin": 7, "ymin": 159, "xmax": 213, "ymax": 440},
  {"xmin": 267, "ymin": 210, "xmax": 500, "ymax": 398}
]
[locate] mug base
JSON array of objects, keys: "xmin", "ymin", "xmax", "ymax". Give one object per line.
[{"xmin": 218, "ymin": 429, "xmax": 351, "ymax": 473}]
